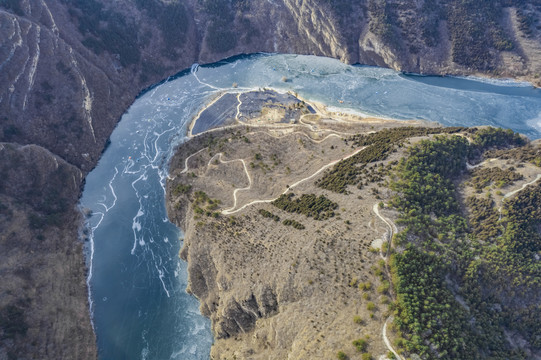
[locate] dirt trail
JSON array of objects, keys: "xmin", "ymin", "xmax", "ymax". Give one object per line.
[
  {"xmin": 178, "ymin": 106, "xmax": 369, "ymax": 215},
  {"xmin": 502, "ymin": 173, "xmax": 541, "ymax": 200},
  {"xmin": 373, "ymin": 203, "xmax": 404, "ymax": 360},
  {"xmin": 498, "ymin": 173, "xmax": 541, "ymax": 218},
  {"xmin": 382, "ymin": 318, "xmax": 404, "ymax": 360},
  {"xmin": 222, "ymin": 146, "xmax": 366, "ymax": 215}
]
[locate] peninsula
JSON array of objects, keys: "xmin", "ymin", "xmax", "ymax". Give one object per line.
[{"xmin": 166, "ymin": 90, "xmax": 541, "ymax": 359}]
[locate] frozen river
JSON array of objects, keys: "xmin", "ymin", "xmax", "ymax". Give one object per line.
[{"xmin": 80, "ymin": 54, "xmax": 541, "ymax": 360}]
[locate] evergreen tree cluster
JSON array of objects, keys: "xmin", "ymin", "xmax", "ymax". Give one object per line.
[
  {"xmin": 272, "ymin": 193, "xmax": 338, "ymax": 220},
  {"xmin": 388, "ymin": 130, "xmax": 540, "ymax": 359}
]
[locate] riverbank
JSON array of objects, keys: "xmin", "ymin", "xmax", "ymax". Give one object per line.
[{"xmin": 186, "ymin": 88, "xmax": 431, "ymax": 140}]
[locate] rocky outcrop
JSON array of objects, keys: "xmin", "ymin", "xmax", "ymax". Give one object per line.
[{"xmin": 180, "ymin": 218, "xmax": 280, "ymax": 341}]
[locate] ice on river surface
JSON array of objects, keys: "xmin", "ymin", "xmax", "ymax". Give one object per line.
[{"xmin": 80, "ymin": 53, "xmax": 541, "ymax": 360}]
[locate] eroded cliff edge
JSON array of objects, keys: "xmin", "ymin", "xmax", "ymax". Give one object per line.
[{"xmin": 166, "ymin": 91, "xmax": 541, "ymax": 359}]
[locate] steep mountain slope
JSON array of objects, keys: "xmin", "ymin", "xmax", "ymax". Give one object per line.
[
  {"xmin": 0, "ymin": 143, "xmax": 95, "ymax": 359},
  {"xmin": 0, "ymin": 0, "xmax": 540, "ymax": 358},
  {"xmin": 2, "ymin": 0, "xmax": 541, "ymax": 166}
]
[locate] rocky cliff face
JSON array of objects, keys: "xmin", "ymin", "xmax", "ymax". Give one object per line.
[
  {"xmin": 1, "ymin": 0, "xmax": 540, "ymax": 357},
  {"xmin": 2, "ymin": 0, "xmax": 541, "ymax": 167}
]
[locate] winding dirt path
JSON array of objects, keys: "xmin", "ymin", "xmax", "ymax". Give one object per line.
[
  {"xmin": 207, "ymin": 153, "xmax": 253, "ymax": 215},
  {"xmin": 250, "ymin": 129, "xmax": 343, "ymax": 143},
  {"xmin": 498, "ymin": 173, "xmax": 541, "ymax": 218},
  {"xmin": 179, "ymin": 148, "xmax": 206, "ymax": 174},
  {"xmin": 176, "ymin": 108, "xmax": 369, "ymax": 215},
  {"xmin": 172, "ymin": 137, "xmax": 367, "ymax": 216},
  {"xmin": 383, "ymin": 318, "xmax": 403, "ymax": 360},
  {"xmin": 235, "ymin": 92, "xmax": 242, "ymax": 120},
  {"xmin": 372, "ymin": 203, "xmax": 404, "ymax": 360},
  {"xmin": 373, "ymin": 203, "xmax": 397, "ymax": 251},
  {"xmin": 502, "ymin": 173, "xmax": 541, "ymax": 200},
  {"xmin": 222, "ymin": 146, "xmax": 367, "ymax": 215}
]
